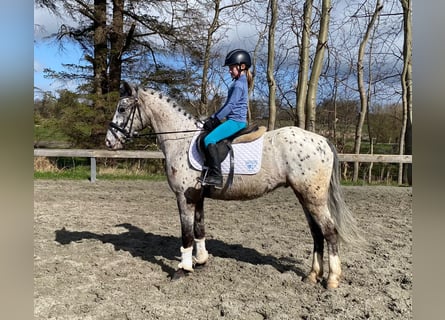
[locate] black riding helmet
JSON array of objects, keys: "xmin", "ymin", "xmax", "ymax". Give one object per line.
[{"xmin": 223, "ymin": 49, "xmax": 251, "ymax": 69}]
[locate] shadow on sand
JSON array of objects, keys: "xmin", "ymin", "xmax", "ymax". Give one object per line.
[{"xmin": 55, "ymin": 223, "xmax": 306, "ymax": 279}]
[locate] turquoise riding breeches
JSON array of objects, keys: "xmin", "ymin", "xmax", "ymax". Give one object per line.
[{"xmin": 204, "ymin": 119, "xmax": 247, "ymax": 147}]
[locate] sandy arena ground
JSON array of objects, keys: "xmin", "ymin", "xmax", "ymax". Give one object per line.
[{"xmin": 34, "ymin": 180, "xmax": 412, "ymax": 319}]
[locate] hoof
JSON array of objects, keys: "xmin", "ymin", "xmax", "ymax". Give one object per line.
[
  {"xmin": 193, "ymin": 252, "xmax": 209, "ymax": 266},
  {"xmin": 194, "ymin": 262, "xmax": 207, "ymax": 270},
  {"xmin": 171, "ymin": 268, "xmax": 191, "ymax": 281},
  {"xmin": 326, "ymin": 280, "xmax": 339, "ymax": 289},
  {"xmin": 303, "ymin": 272, "xmax": 321, "ymax": 285}
]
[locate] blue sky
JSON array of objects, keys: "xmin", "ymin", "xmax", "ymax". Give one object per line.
[
  {"xmin": 34, "ymin": 7, "xmax": 83, "ymax": 98},
  {"xmin": 34, "ymin": 41, "xmax": 84, "ymax": 96}
]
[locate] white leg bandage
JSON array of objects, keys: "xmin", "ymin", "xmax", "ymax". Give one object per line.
[
  {"xmin": 178, "ymin": 246, "xmax": 194, "ymax": 272},
  {"xmin": 193, "ymin": 238, "xmax": 209, "ymax": 265}
]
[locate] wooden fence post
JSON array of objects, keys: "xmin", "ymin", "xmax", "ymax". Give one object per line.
[{"xmin": 90, "ymin": 157, "xmax": 97, "ymax": 182}]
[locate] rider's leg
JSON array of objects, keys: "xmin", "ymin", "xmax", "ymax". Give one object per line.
[{"xmin": 201, "ymin": 120, "xmax": 246, "ymax": 188}]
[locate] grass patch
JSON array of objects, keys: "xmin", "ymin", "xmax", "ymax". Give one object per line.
[
  {"xmin": 34, "ymin": 157, "xmax": 167, "ymax": 181},
  {"xmin": 34, "ymin": 166, "xmax": 166, "ymax": 181},
  {"xmin": 340, "ymin": 179, "xmax": 402, "ymax": 187},
  {"xmin": 96, "ymin": 173, "xmax": 166, "ymax": 181}
]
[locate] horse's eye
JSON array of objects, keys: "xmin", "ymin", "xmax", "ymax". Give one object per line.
[{"xmin": 118, "ymin": 107, "xmax": 126, "ymax": 113}]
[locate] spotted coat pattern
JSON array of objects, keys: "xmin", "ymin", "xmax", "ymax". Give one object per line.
[{"xmin": 105, "ymin": 83, "xmax": 362, "ymax": 289}]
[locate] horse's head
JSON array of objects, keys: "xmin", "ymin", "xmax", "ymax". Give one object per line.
[{"xmin": 105, "ymin": 82, "xmax": 145, "ymax": 149}]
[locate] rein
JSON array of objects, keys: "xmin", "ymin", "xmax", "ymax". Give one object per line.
[
  {"xmin": 109, "ymin": 122, "xmax": 202, "ymax": 139},
  {"xmin": 132, "ymin": 129, "xmax": 203, "ymax": 138},
  {"xmin": 108, "ymin": 97, "xmax": 203, "ymax": 141}
]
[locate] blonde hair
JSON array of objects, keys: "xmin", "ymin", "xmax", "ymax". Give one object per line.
[
  {"xmin": 241, "ymin": 65, "xmax": 253, "ymax": 93},
  {"xmin": 241, "ymin": 66, "xmax": 254, "ymax": 123},
  {"xmin": 246, "ymin": 69, "xmax": 253, "ymax": 93}
]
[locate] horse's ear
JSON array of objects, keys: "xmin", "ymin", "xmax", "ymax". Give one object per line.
[{"xmin": 120, "ymin": 81, "xmax": 137, "ymax": 97}]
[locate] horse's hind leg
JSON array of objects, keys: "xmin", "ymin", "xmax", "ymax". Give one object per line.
[
  {"xmin": 193, "ymin": 196, "xmax": 209, "ymax": 265},
  {"xmin": 304, "ymin": 203, "xmax": 341, "ymax": 289},
  {"xmin": 302, "ymin": 207, "xmax": 325, "ymax": 284}
]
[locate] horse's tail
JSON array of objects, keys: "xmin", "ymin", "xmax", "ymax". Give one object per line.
[{"xmin": 327, "ymin": 141, "xmax": 364, "ymax": 245}]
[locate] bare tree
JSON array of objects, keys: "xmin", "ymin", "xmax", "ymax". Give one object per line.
[
  {"xmin": 296, "ymin": 0, "xmax": 312, "ymax": 128},
  {"xmin": 399, "ymin": 0, "xmax": 412, "ymax": 185},
  {"xmin": 266, "ymin": 0, "xmax": 278, "ymax": 130},
  {"xmin": 198, "ymin": 0, "xmax": 252, "ymax": 116},
  {"xmin": 200, "ymin": 0, "xmax": 223, "ymax": 116},
  {"xmin": 294, "ymin": 0, "xmax": 331, "ymax": 132},
  {"xmin": 305, "ymin": 0, "xmax": 331, "ymax": 132},
  {"xmin": 250, "ymin": 3, "xmax": 270, "ymax": 123},
  {"xmin": 352, "ymin": 0, "xmax": 383, "ymax": 182}
]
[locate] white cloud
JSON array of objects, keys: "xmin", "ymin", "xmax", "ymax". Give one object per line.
[
  {"xmin": 34, "ymin": 60, "xmax": 44, "ymax": 73},
  {"xmin": 34, "ymin": 7, "xmax": 60, "ymax": 40},
  {"xmin": 34, "ymin": 6, "xmax": 79, "ymax": 41}
]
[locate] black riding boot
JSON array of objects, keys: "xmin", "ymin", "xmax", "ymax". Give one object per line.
[{"xmin": 202, "ymin": 144, "xmax": 223, "ymax": 188}]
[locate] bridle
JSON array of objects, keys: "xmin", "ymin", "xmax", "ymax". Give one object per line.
[
  {"xmin": 108, "ymin": 97, "xmax": 144, "ymax": 142},
  {"xmin": 108, "ymin": 96, "xmax": 203, "ymax": 143}
]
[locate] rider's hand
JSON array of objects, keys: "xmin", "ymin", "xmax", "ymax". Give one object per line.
[{"xmin": 203, "ymin": 117, "xmax": 221, "ymax": 132}]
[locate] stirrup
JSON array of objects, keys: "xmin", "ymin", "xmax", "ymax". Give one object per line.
[
  {"xmin": 203, "ymin": 178, "xmax": 223, "ymax": 189},
  {"xmin": 197, "ymin": 167, "xmax": 209, "ymax": 184},
  {"xmin": 197, "ymin": 169, "xmax": 222, "ymax": 189},
  {"xmin": 197, "ymin": 178, "xmax": 223, "ymax": 189}
]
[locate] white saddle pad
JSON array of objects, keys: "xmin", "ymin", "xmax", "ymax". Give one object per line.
[{"xmin": 188, "ymin": 132, "xmax": 264, "ymax": 175}]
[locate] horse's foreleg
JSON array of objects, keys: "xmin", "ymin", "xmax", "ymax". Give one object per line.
[
  {"xmin": 193, "ymin": 196, "xmax": 209, "ymax": 265},
  {"xmin": 302, "ymin": 207, "xmax": 324, "ymax": 284},
  {"xmin": 176, "ymin": 194, "xmax": 195, "ymax": 273}
]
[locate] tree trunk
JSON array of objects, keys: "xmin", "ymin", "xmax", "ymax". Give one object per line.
[
  {"xmin": 267, "ymin": 0, "xmax": 278, "ymax": 131},
  {"xmin": 93, "ymin": 0, "xmax": 108, "ymax": 108},
  {"xmin": 251, "ymin": 22, "xmax": 268, "ymax": 124},
  {"xmin": 331, "ymin": 57, "xmax": 339, "ymax": 145},
  {"xmin": 295, "ymin": 0, "xmax": 312, "ymax": 128},
  {"xmin": 109, "ymin": 0, "xmax": 125, "ymax": 94},
  {"xmin": 399, "ymin": 0, "xmax": 412, "ymax": 186},
  {"xmin": 200, "ymin": 0, "xmax": 221, "ymax": 117},
  {"xmin": 353, "ymin": 0, "xmax": 383, "ymax": 182},
  {"xmin": 305, "ymin": 0, "xmax": 330, "ymax": 132}
]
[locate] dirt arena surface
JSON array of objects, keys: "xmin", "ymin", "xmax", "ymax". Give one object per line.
[{"xmin": 34, "ymin": 180, "xmax": 412, "ymax": 319}]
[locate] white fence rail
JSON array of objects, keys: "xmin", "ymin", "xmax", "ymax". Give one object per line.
[{"xmin": 34, "ymin": 149, "xmax": 412, "ymax": 182}]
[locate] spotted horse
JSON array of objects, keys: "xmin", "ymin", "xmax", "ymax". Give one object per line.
[{"xmin": 105, "ymin": 82, "xmax": 362, "ymax": 289}]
